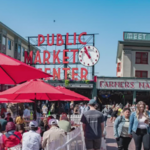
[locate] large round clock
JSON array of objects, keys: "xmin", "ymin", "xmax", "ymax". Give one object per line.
[{"xmin": 79, "ymin": 46, "xmax": 100, "ymax": 67}]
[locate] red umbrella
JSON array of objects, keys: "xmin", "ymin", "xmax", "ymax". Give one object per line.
[
  {"xmin": 0, "ymin": 98, "xmax": 34, "ymax": 103},
  {"xmin": 0, "ymin": 79, "xmax": 82, "ymax": 119},
  {"xmin": 0, "ymin": 53, "xmax": 52, "ymax": 84},
  {"xmin": 0, "ymin": 79, "xmax": 82, "ymax": 100},
  {"xmin": 56, "ymin": 86, "xmax": 90, "ymax": 101}
]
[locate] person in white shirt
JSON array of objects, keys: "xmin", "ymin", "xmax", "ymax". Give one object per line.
[
  {"xmin": 79, "ymin": 103, "xmax": 84, "ymax": 114},
  {"xmin": 42, "ymin": 104, "xmax": 48, "ymax": 116},
  {"xmin": 22, "ymin": 121, "xmax": 41, "ymax": 150},
  {"xmin": 23, "ymin": 105, "xmax": 30, "ymax": 120}
]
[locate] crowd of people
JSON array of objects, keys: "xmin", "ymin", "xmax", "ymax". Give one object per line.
[
  {"xmin": 102, "ymin": 101, "xmax": 150, "ymax": 150},
  {"xmin": 0, "ymin": 100, "xmax": 91, "ymax": 150},
  {"xmin": 0, "ymin": 99, "xmax": 149, "ymax": 150}
]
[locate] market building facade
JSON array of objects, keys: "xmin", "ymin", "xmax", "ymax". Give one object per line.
[
  {"xmin": 117, "ymin": 32, "xmax": 150, "ymax": 78},
  {"xmin": 95, "ymin": 32, "xmax": 150, "ymax": 106}
]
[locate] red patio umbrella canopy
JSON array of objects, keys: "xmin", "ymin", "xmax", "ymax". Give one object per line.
[
  {"xmin": 0, "ymin": 98, "xmax": 34, "ymax": 103},
  {"xmin": 56, "ymin": 86, "xmax": 90, "ymax": 101},
  {"xmin": 0, "ymin": 79, "xmax": 81, "ymax": 101},
  {"xmin": 0, "ymin": 53, "xmax": 52, "ymax": 84}
]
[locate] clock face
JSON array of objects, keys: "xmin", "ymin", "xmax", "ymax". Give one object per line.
[{"xmin": 79, "ymin": 46, "xmax": 100, "ymax": 67}]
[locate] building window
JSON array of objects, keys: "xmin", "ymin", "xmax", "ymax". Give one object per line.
[
  {"xmin": 136, "ymin": 52, "xmax": 148, "ymax": 64},
  {"xmin": 18, "ymin": 45, "xmax": 21, "ymax": 54},
  {"xmin": 135, "ymin": 70, "xmax": 148, "ymax": 78},
  {"xmin": 22, "ymin": 47, "xmax": 25, "ymax": 57},
  {"xmin": 2, "ymin": 36, "xmax": 6, "ymax": 45},
  {"xmin": 0, "ymin": 34, "xmax": 1, "ymax": 43},
  {"xmin": 8, "ymin": 39, "xmax": 11, "ymax": 50}
]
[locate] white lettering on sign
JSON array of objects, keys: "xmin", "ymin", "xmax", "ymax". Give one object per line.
[
  {"xmin": 126, "ymin": 33, "xmax": 147, "ymax": 40},
  {"xmin": 138, "ymin": 34, "xmax": 142, "ymax": 40},
  {"xmin": 143, "ymin": 34, "xmax": 146, "ymax": 39},
  {"xmin": 97, "ymin": 79, "xmax": 150, "ymax": 90},
  {"xmin": 134, "ymin": 34, "xmax": 137, "ymax": 40},
  {"xmin": 127, "ymin": 33, "xmax": 132, "ymax": 39}
]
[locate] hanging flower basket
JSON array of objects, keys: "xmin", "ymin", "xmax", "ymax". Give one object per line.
[{"xmin": 65, "ymin": 80, "xmax": 69, "ymax": 86}]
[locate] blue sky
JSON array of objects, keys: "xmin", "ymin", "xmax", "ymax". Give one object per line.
[{"xmin": 0, "ymin": 0, "xmax": 150, "ymax": 78}]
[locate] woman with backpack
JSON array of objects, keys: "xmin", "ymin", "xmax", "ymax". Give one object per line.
[{"xmin": 114, "ymin": 108, "xmax": 132, "ymax": 150}]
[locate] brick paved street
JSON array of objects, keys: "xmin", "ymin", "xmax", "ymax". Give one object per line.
[{"xmin": 106, "ymin": 122, "xmax": 135, "ymax": 150}]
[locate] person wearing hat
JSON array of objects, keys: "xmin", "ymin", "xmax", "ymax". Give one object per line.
[
  {"xmin": 81, "ymin": 99, "xmax": 104, "ymax": 150},
  {"xmin": 22, "ymin": 121, "xmax": 41, "ymax": 150},
  {"xmin": 42, "ymin": 119, "xmax": 66, "ymax": 149}
]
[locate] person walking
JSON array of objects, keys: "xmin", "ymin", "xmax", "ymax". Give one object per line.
[
  {"xmin": 114, "ymin": 108, "xmax": 132, "ymax": 150},
  {"xmin": 23, "ymin": 105, "xmax": 30, "ymax": 121},
  {"xmin": 79, "ymin": 103, "xmax": 84, "ymax": 115},
  {"xmin": 129, "ymin": 101, "xmax": 150, "ymax": 150},
  {"xmin": 83, "ymin": 103, "xmax": 89, "ymax": 113},
  {"xmin": 36, "ymin": 101, "xmax": 42, "ymax": 125},
  {"xmin": 102, "ymin": 105, "xmax": 109, "ymax": 127},
  {"xmin": 81, "ymin": 99, "xmax": 104, "ymax": 150},
  {"xmin": 111, "ymin": 106, "xmax": 119, "ymax": 123}
]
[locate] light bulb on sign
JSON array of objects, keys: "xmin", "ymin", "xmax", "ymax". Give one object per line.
[{"xmin": 79, "ymin": 46, "xmax": 100, "ymax": 67}]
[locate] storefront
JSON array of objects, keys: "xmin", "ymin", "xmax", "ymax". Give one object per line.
[{"xmin": 96, "ymin": 77, "xmax": 150, "ymax": 105}]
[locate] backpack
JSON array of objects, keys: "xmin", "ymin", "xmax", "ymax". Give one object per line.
[{"xmin": 119, "ymin": 116, "xmax": 123, "ymax": 124}]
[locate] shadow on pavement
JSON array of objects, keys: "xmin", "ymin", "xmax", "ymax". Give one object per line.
[
  {"xmin": 107, "ymin": 145, "xmax": 118, "ymax": 150},
  {"xmin": 106, "ymin": 138, "xmax": 116, "ymax": 144}
]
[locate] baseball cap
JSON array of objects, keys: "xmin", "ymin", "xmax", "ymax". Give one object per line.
[
  {"xmin": 88, "ymin": 99, "xmax": 97, "ymax": 105},
  {"xmin": 48, "ymin": 119, "xmax": 58, "ymax": 125},
  {"xmin": 29, "ymin": 121, "xmax": 38, "ymax": 128}
]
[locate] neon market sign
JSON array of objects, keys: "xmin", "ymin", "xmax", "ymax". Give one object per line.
[{"xmin": 24, "ymin": 32, "xmax": 98, "ymax": 80}]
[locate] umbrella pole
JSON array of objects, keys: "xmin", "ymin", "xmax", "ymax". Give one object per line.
[
  {"xmin": 33, "ymin": 100, "xmax": 37, "ymax": 121},
  {"xmin": 33, "ymin": 93, "xmax": 37, "ymax": 121},
  {"xmin": 17, "ymin": 103, "xmax": 19, "ymax": 116}
]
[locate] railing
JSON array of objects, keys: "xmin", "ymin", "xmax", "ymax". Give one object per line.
[{"xmin": 44, "ymin": 125, "xmax": 85, "ymax": 150}]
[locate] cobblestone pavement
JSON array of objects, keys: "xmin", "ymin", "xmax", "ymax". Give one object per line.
[{"xmin": 106, "ymin": 122, "xmax": 135, "ymax": 150}]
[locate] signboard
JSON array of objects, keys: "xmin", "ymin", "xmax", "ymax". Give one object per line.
[
  {"xmin": 97, "ymin": 78, "xmax": 150, "ymax": 90},
  {"xmin": 123, "ymin": 32, "xmax": 150, "ymax": 41},
  {"xmin": 25, "ymin": 32, "xmax": 100, "ymax": 80}
]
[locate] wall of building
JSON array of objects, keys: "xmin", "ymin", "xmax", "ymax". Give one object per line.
[
  {"xmin": 6, "ymin": 34, "xmax": 14, "ymax": 58},
  {"xmin": 122, "ymin": 50, "xmax": 132, "ymax": 77},
  {"xmin": 118, "ymin": 45, "xmax": 150, "ymax": 77},
  {"xmin": 21, "ymin": 43, "xmax": 28, "ymax": 62}
]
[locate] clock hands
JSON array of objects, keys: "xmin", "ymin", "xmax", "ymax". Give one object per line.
[{"xmin": 84, "ymin": 47, "xmax": 91, "ymax": 59}]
